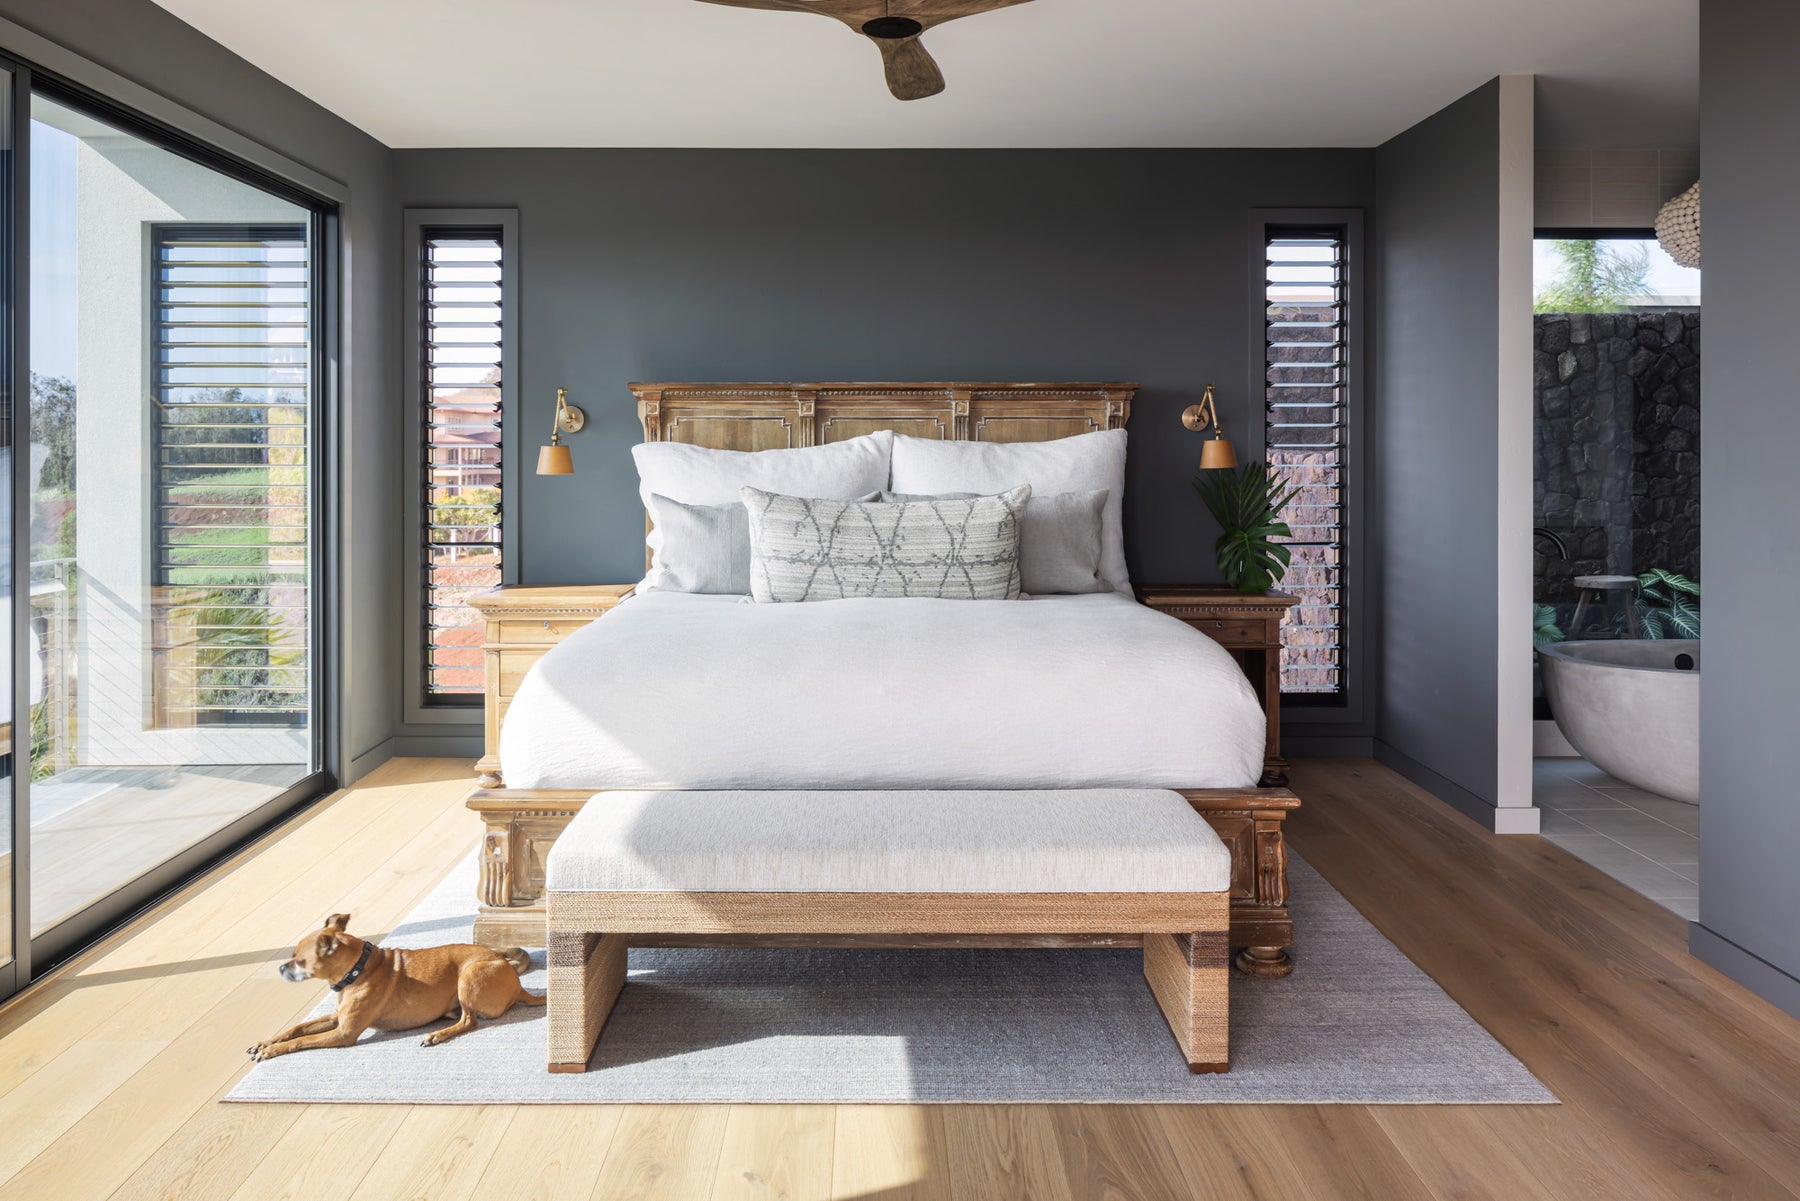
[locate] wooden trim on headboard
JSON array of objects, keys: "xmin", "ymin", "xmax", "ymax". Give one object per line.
[{"xmin": 628, "ymin": 381, "xmax": 1137, "ymax": 449}]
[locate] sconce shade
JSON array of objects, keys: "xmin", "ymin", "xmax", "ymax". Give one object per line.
[
  {"xmin": 537, "ymin": 443, "xmax": 574, "ymax": 475},
  {"xmin": 1199, "ymin": 436, "xmax": 1238, "ymax": 471}
]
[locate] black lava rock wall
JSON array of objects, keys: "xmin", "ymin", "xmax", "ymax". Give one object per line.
[{"xmin": 1533, "ymin": 310, "xmax": 1701, "ymax": 604}]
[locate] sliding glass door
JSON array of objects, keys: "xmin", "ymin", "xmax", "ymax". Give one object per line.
[
  {"xmin": 1, "ymin": 62, "xmax": 16, "ymax": 996},
  {"xmin": 0, "ymin": 69, "xmax": 333, "ymax": 988}
]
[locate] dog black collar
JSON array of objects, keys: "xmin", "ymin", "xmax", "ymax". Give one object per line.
[{"xmin": 330, "ymin": 940, "xmax": 376, "ymax": 992}]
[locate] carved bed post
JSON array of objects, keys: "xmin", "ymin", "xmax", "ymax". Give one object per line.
[
  {"xmin": 480, "ymin": 824, "xmax": 514, "ymax": 909},
  {"xmin": 637, "ymin": 390, "xmax": 664, "ymax": 442},
  {"xmin": 1236, "ymin": 817, "xmax": 1293, "ymax": 977}
]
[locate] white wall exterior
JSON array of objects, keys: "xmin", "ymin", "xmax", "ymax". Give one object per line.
[{"xmin": 70, "ymin": 121, "xmax": 308, "ymax": 767}]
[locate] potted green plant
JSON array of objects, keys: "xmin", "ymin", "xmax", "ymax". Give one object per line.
[{"xmin": 1192, "ymin": 463, "xmax": 1300, "ymax": 595}]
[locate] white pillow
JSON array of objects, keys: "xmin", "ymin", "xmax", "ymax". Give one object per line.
[
  {"xmin": 889, "ymin": 430, "xmax": 1129, "ymax": 594},
  {"xmin": 632, "ymin": 431, "xmax": 894, "ymax": 588}
]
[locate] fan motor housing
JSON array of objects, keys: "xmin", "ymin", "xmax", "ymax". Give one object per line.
[{"xmin": 861, "ymin": 16, "xmax": 924, "ymax": 38}]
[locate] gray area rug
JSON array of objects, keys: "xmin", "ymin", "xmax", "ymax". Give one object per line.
[{"xmin": 228, "ymin": 854, "xmax": 1554, "ymax": 1104}]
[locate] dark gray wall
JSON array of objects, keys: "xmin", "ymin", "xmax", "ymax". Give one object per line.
[
  {"xmin": 394, "ymin": 148, "xmax": 1375, "ymax": 585},
  {"xmin": 1372, "ymin": 81, "xmax": 1503, "ymax": 813},
  {"xmin": 1690, "ymin": 0, "xmax": 1800, "ymax": 1016},
  {"xmin": 0, "ymin": 0, "xmax": 402, "ymax": 778}
]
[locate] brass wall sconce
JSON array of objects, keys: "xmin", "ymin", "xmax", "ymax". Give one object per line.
[
  {"xmin": 1181, "ymin": 383, "xmax": 1238, "ymax": 470},
  {"xmin": 536, "ymin": 387, "xmax": 586, "ymax": 476}
]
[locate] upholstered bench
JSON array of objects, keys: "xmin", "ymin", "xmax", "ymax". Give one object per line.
[{"xmin": 543, "ymin": 789, "xmax": 1233, "ymax": 1074}]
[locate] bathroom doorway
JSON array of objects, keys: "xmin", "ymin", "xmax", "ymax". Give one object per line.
[{"xmin": 1531, "ymin": 230, "xmax": 1701, "ymax": 917}]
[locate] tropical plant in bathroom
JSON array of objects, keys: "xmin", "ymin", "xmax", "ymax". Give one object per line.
[
  {"xmin": 1533, "ymin": 604, "xmax": 1565, "ymax": 648},
  {"xmin": 1630, "ymin": 568, "xmax": 1701, "ymax": 639},
  {"xmin": 1193, "ymin": 463, "xmax": 1299, "ymax": 595}
]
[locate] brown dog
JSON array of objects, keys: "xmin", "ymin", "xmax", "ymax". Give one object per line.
[{"xmin": 248, "ymin": 913, "xmax": 544, "ymax": 1061}]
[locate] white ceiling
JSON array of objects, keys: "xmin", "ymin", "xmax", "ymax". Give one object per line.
[{"xmin": 151, "ymin": 0, "xmax": 1698, "ymax": 149}]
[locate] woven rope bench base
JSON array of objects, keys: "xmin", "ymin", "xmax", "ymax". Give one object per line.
[{"xmin": 544, "ymin": 889, "xmax": 1230, "ymax": 1075}]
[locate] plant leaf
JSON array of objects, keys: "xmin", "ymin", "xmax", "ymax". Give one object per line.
[
  {"xmin": 1533, "ymin": 603, "xmax": 1565, "ymax": 648},
  {"xmin": 1195, "ymin": 463, "xmax": 1304, "ymax": 591},
  {"xmin": 1654, "ymin": 568, "xmax": 1701, "ymax": 596}
]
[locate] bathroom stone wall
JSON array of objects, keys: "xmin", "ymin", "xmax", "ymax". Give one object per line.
[{"xmin": 1534, "ymin": 310, "xmax": 1701, "ymax": 605}]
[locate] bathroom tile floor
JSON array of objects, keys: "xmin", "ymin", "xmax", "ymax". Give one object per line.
[{"xmin": 1534, "ymin": 757, "xmax": 1699, "ymax": 919}]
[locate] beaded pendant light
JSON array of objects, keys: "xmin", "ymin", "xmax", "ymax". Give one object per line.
[{"xmin": 1655, "ymin": 181, "xmax": 1701, "ymax": 269}]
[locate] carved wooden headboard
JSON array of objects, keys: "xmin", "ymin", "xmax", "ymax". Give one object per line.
[
  {"xmin": 628, "ymin": 381, "xmax": 1137, "ymax": 450},
  {"xmin": 626, "ymin": 382, "xmax": 1138, "ymax": 571}
]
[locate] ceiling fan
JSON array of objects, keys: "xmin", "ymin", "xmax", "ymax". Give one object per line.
[{"xmin": 695, "ymin": 0, "xmax": 1038, "ymax": 101}]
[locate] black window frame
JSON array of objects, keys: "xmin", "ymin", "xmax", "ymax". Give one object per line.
[
  {"xmin": 403, "ymin": 209, "xmax": 519, "ymax": 721},
  {"xmin": 1249, "ymin": 211, "xmax": 1366, "ymax": 723},
  {"xmin": 150, "ymin": 220, "xmax": 313, "ymax": 730}
]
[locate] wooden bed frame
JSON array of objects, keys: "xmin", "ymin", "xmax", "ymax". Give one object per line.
[{"xmin": 465, "ymin": 381, "xmax": 1301, "ymax": 977}]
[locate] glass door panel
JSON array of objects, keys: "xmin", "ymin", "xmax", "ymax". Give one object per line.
[
  {"xmin": 26, "ymin": 93, "xmax": 317, "ymax": 943},
  {"xmin": 0, "ymin": 63, "xmax": 14, "ymax": 986}
]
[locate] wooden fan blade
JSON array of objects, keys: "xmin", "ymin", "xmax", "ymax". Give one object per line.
[
  {"xmin": 897, "ymin": 0, "xmax": 1037, "ymax": 32},
  {"xmin": 693, "ymin": 0, "xmax": 884, "ymax": 27},
  {"xmin": 871, "ymin": 34, "xmax": 945, "ymax": 100}
]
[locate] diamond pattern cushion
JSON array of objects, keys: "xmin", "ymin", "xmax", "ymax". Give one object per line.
[{"xmin": 742, "ymin": 485, "xmax": 1029, "ymax": 602}]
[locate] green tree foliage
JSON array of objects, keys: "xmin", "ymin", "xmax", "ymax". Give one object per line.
[
  {"xmin": 1534, "ymin": 239, "xmax": 1652, "ymax": 313},
  {"xmin": 432, "ymin": 485, "xmax": 500, "ymax": 533},
  {"xmin": 30, "ymin": 373, "xmax": 77, "ymax": 491}
]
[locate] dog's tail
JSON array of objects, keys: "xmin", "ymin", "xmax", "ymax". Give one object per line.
[{"xmin": 499, "ymin": 946, "xmax": 532, "ymax": 975}]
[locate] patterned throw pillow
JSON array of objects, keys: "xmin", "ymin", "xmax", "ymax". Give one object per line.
[
  {"xmin": 742, "ymin": 485, "xmax": 1031, "ymax": 602},
  {"xmin": 882, "ymin": 489, "xmax": 1112, "ymax": 596}
]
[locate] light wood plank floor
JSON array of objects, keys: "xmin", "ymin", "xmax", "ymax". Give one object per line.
[{"xmin": 1, "ymin": 756, "xmax": 1796, "ymax": 1201}]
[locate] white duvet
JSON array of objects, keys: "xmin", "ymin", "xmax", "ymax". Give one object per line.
[{"xmin": 499, "ymin": 590, "xmax": 1267, "ymax": 791}]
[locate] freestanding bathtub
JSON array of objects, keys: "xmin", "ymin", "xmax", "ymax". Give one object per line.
[{"xmin": 1537, "ymin": 639, "xmax": 1699, "ymax": 804}]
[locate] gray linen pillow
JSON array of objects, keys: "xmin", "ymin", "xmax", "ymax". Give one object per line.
[
  {"xmin": 881, "ymin": 488, "xmax": 1112, "ymax": 596},
  {"xmin": 648, "ymin": 491, "xmax": 881, "ymax": 594},
  {"xmin": 744, "ymin": 485, "xmax": 1030, "ymax": 602}
]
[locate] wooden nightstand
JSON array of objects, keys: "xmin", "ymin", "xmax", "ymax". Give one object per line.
[
  {"xmin": 1136, "ymin": 586, "xmax": 1300, "ymax": 787},
  {"xmin": 468, "ymin": 584, "xmax": 636, "ymax": 788}
]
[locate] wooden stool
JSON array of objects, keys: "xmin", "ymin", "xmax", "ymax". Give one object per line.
[{"xmin": 1569, "ymin": 575, "xmax": 1640, "ymax": 638}]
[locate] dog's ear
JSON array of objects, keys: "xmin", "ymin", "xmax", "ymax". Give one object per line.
[{"xmin": 323, "ymin": 913, "xmax": 350, "ymax": 932}]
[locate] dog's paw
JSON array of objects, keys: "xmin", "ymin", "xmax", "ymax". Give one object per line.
[{"xmin": 419, "ymin": 1035, "xmax": 436, "ymax": 1048}]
